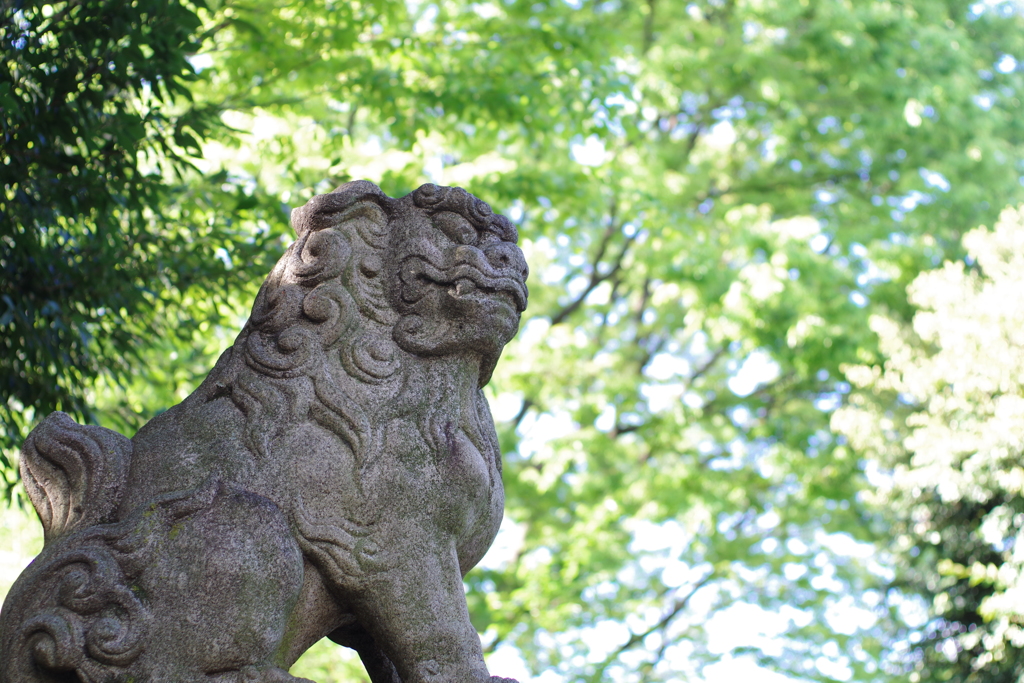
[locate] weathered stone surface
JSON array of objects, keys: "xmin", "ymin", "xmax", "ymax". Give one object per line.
[{"xmin": 0, "ymin": 181, "xmax": 529, "ymax": 683}]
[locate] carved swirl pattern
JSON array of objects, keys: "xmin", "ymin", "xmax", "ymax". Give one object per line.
[
  {"xmin": 233, "ymin": 191, "xmax": 399, "ymax": 463},
  {"xmin": 2, "ymin": 489, "xmax": 196, "ymax": 682},
  {"xmin": 412, "ymin": 183, "xmax": 518, "ymax": 243},
  {"xmin": 0, "ymin": 478, "xmax": 257, "ymax": 682}
]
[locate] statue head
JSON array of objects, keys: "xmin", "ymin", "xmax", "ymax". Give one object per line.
[{"xmin": 251, "ymin": 180, "xmax": 528, "ymax": 390}]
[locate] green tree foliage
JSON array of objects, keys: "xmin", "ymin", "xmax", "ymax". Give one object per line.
[
  {"xmin": 0, "ymin": 0, "xmax": 286, "ymax": 487},
  {"xmin": 835, "ymin": 205, "xmax": 1024, "ymax": 682},
  {"xmin": 3, "ymin": 0, "xmax": 1024, "ymax": 680}
]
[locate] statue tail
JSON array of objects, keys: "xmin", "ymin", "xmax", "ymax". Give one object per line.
[{"xmin": 19, "ymin": 411, "xmax": 132, "ymax": 544}]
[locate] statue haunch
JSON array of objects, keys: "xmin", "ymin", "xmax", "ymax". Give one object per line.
[{"xmin": 0, "ymin": 181, "xmax": 529, "ymax": 683}]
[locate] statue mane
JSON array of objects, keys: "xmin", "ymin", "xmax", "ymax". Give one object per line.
[{"xmin": 229, "ymin": 182, "xmax": 398, "ymax": 469}]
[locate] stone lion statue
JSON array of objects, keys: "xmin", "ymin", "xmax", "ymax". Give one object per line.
[{"xmin": 0, "ymin": 181, "xmax": 529, "ymax": 683}]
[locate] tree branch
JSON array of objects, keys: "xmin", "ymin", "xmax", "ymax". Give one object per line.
[
  {"xmin": 642, "ymin": 0, "xmax": 657, "ymax": 54},
  {"xmin": 587, "ymin": 570, "xmax": 718, "ymax": 682},
  {"xmin": 549, "ymin": 216, "xmax": 637, "ymax": 326},
  {"xmin": 714, "ymin": 170, "xmax": 862, "ymax": 201},
  {"xmin": 511, "ymin": 398, "xmax": 534, "ymax": 430},
  {"xmin": 684, "ymin": 343, "xmax": 730, "ymax": 392},
  {"xmin": 610, "ymin": 422, "xmax": 643, "ymax": 438}
]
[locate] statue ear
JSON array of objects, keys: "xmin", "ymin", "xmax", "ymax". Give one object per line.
[{"xmin": 20, "ymin": 412, "xmax": 132, "ymax": 544}]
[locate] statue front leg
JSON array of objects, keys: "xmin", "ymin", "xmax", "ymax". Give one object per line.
[{"xmin": 343, "ymin": 541, "xmax": 511, "ymax": 683}]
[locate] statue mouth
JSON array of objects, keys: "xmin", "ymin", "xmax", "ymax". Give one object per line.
[{"xmin": 400, "ymin": 257, "xmax": 528, "ymax": 313}]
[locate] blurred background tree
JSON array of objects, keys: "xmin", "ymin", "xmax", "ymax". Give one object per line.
[
  {"xmin": 3, "ymin": 0, "xmax": 1024, "ymax": 681},
  {"xmin": 835, "ymin": 205, "xmax": 1024, "ymax": 683}
]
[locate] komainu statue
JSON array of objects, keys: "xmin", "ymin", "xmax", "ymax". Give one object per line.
[{"xmin": 0, "ymin": 181, "xmax": 529, "ymax": 683}]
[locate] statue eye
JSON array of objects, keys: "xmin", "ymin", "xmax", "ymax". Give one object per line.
[{"xmin": 432, "ymin": 212, "xmax": 477, "ymax": 245}]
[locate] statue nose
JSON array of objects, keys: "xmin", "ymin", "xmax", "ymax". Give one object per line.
[{"xmin": 484, "ymin": 242, "xmax": 529, "ymax": 279}]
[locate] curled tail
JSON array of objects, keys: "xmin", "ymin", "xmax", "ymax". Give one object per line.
[
  {"xmin": 19, "ymin": 411, "xmax": 132, "ymax": 544},
  {"xmin": 1, "ymin": 412, "xmax": 134, "ymax": 682}
]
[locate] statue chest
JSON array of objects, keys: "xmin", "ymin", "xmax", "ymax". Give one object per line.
[{"xmin": 380, "ymin": 417, "xmax": 505, "ymax": 568}]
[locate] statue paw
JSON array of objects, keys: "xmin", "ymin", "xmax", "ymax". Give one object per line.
[{"xmin": 489, "ymin": 677, "xmax": 521, "ymax": 683}]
